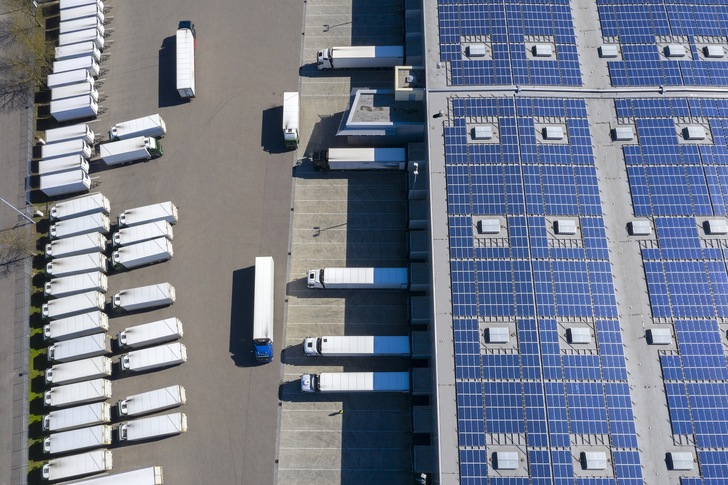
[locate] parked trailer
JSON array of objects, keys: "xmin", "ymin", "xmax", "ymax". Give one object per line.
[
  {"xmin": 40, "ymin": 169, "xmax": 91, "ymax": 197},
  {"xmin": 53, "ymin": 56, "xmax": 100, "ymax": 77},
  {"xmin": 314, "ymin": 147, "xmax": 407, "ymax": 171},
  {"xmin": 44, "ymin": 378, "xmax": 112, "ymax": 408},
  {"xmin": 41, "ymin": 138, "xmax": 91, "ymax": 160},
  {"xmin": 60, "ymin": 2, "xmax": 104, "ymax": 22},
  {"xmin": 47, "ymin": 69, "xmax": 94, "ymax": 89},
  {"xmin": 42, "ymin": 449, "xmax": 112, "ymax": 481},
  {"xmin": 176, "ymin": 21, "xmax": 196, "ymax": 98},
  {"xmin": 304, "ymin": 335, "xmax": 411, "ymax": 357},
  {"xmin": 301, "ymin": 371, "xmax": 410, "ymax": 393},
  {"xmin": 307, "ymin": 267, "xmax": 408, "ymax": 289},
  {"xmin": 118, "ymin": 317, "xmax": 183, "ymax": 349},
  {"xmin": 316, "ymin": 45, "xmax": 404, "ymax": 70},
  {"xmin": 42, "ymin": 290, "xmax": 105, "ymax": 320},
  {"xmin": 109, "ymin": 113, "xmax": 166, "ymax": 140},
  {"xmin": 50, "ymin": 213, "xmax": 110, "ymax": 239},
  {"xmin": 113, "ymin": 220, "xmax": 173, "ymax": 246},
  {"xmin": 43, "ymin": 402, "xmax": 111, "ymax": 432},
  {"xmin": 120, "ymin": 342, "xmax": 186, "ymax": 372},
  {"xmin": 253, "ymin": 256, "xmax": 274, "ymax": 362},
  {"xmin": 55, "ymin": 41, "xmax": 101, "ymax": 62},
  {"xmin": 46, "ymin": 233, "xmax": 106, "ymax": 259},
  {"xmin": 46, "ymin": 253, "xmax": 108, "ymax": 278},
  {"xmin": 46, "ymin": 356, "xmax": 112, "ymax": 385},
  {"xmin": 44, "ymin": 272, "xmax": 108, "ymax": 298},
  {"xmin": 43, "ymin": 425, "xmax": 112, "ymax": 455},
  {"xmin": 48, "ymin": 333, "xmax": 111, "ymax": 363},
  {"xmin": 117, "ymin": 385, "xmax": 186, "ymax": 417},
  {"xmin": 38, "ymin": 154, "xmax": 89, "ymax": 176},
  {"xmin": 60, "ymin": 16, "xmax": 104, "ymax": 36},
  {"xmin": 51, "ymin": 80, "xmax": 98, "ymax": 102},
  {"xmin": 51, "ymin": 94, "xmax": 98, "ymax": 122},
  {"xmin": 51, "ymin": 193, "xmax": 109, "ymax": 221},
  {"xmin": 113, "ymin": 282, "xmax": 176, "ymax": 312},
  {"xmin": 59, "ymin": 28, "xmax": 105, "ymax": 50},
  {"xmin": 45, "ymin": 123, "xmax": 94, "ymax": 145},
  {"xmin": 112, "ymin": 237, "xmax": 173, "ymax": 270},
  {"xmin": 282, "ymin": 92, "xmax": 299, "ymax": 149},
  {"xmin": 64, "ymin": 466, "xmax": 164, "ymax": 485},
  {"xmin": 118, "ymin": 412, "xmax": 187, "ymax": 441},
  {"xmin": 60, "ymin": 0, "xmax": 104, "ymax": 10},
  {"xmin": 118, "ymin": 201, "xmax": 178, "ymax": 227},
  {"xmin": 99, "ymin": 136, "xmax": 163, "ymax": 165},
  {"xmin": 44, "ymin": 311, "xmax": 109, "ymax": 341}
]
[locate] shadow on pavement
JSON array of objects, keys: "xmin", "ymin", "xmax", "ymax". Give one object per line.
[{"xmin": 229, "ymin": 266, "xmax": 255, "ymax": 366}]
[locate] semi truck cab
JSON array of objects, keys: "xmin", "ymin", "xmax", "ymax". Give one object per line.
[{"xmin": 307, "ymin": 269, "xmax": 323, "ymax": 288}]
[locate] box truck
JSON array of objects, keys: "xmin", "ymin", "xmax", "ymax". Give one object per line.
[
  {"xmin": 68, "ymin": 466, "xmax": 163, "ymax": 485},
  {"xmin": 303, "ymin": 335, "xmax": 411, "ymax": 357},
  {"xmin": 99, "ymin": 136, "xmax": 163, "ymax": 165},
  {"xmin": 48, "ymin": 333, "xmax": 111, "ymax": 363},
  {"xmin": 313, "ymin": 147, "xmax": 407, "ymax": 171},
  {"xmin": 59, "ymin": 27, "xmax": 105, "ymax": 50},
  {"xmin": 47, "ymin": 69, "xmax": 94, "ymax": 89},
  {"xmin": 50, "ymin": 193, "xmax": 109, "ymax": 221},
  {"xmin": 109, "ymin": 113, "xmax": 166, "ymax": 140},
  {"xmin": 53, "ymin": 56, "xmax": 100, "ymax": 77},
  {"xmin": 176, "ymin": 21, "xmax": 196, "ymax": 98},
  {"xmin": 55, "ymin": 41, "xmax": 101, "ymax": 62},
  {"xmin": 60, "ymin": 0, "xmax": 104, "ymax": 10},
  {"xmin": 316, "ymin": 45, "xmax": 404, "ymax": 70},
  {"xmin": 45, "ymin": 272, "xmax": 108, "ymax": 298},
  {"xmin": 43, "ymin": 402, "xmax": 111, "ymax": 432},
  {"xmin": 118, "ymin": 317, "xmax": 183, "ymax": 349},
  {"xmin": 118, "ymin": 201, "xmax": 178, "ymax": 227},
  {"xmin": 301, "ymin": 371, "xmax": 410, "ymax": 393},
  {"xmin": 41, "ymin": 138, "xmax": 91, "ymax": 160},
  {"xmin": 45, "ymin": 356, "xmax": 112, "ymax": 385},
  {"xmin": 113, "ymin": 282, "xmax": 176, "ymax": 312},
  {"xmin": 112, "ymin": 237, "xmax": 173, "ymax": 270},
  {"xmin": 60, "ymin": 2, "xmax": 104, "ymax": 22},
  {"xmin": 282, "ymin": 92, "xmax": 299, "ymax": 149},
  {"xmin": 42, "ymin": 449, "xmax": 112, "ymax": 481},
  {"xmin": 253, "ymin": 256, "xmax": 274, "ymax": 362},
  {"xmin": 44, "ymin": 378, "xmax": 112, "ymax": 408},
  {"xmin": 117, "ymin": 385, "xmax": 186, "ymax": 417},
  {"xmin": 51, "ymin": 95, "xmax": 98, "ymax": 122},
  {"xmin": 39, "ymin": 169, "xmax": 91, "ymax": 197},
  {"xmin": 113, "ymin": 220, "xmax": 173, "ymax": 246},
  {"xmin": 51, "ymin": 81, "xmax": 98, "ymax": 102},
  {"xmin": 45, "ymin": 123, "xmax": 94, "ymax": 145},
  {"xmin": 118, "ymin": 412, "xmax": 187, "ymax": 441},
  {"xmin": 46, "ymin": 233, "xmax": 106, "ymax": 259},
  {"xmin": 42, "ymin": 290, "xmax": 105, "ymax": 320},
  {"xmin": 44, "ymin": 310, "xmax": 109, "ymax": 341},
  {"xmin": 307, "ymin": 267, "xmax": 408, "ymax": 289},
  {"xmin": 50, "ymin": 213, "xmax": 110, "ymax": 239},
  {"xmin": 43, "ymin": 425, "xmax": 112, "ymax": 454},
  {"xmin": 38, "ymin": 154, "xmax": 89, "ymax": 176},
  {"xmin": 120, "ymin": 342, "xmax": 187, "ymax": 372}
]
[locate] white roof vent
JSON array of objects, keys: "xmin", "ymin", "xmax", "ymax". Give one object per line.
[
  {"xmin": 542, "ymin": 126, "xmax": 564, "ymax": 140},
  {"xmin": 486, "ymin": 327, "xmax": 509, "ymax": 344},
  {"xmin": 599, "ymin": 45, "xmax": 619, "ymax": 58},
  {"xmin": 706, "ymin": 219, "xmax": 728, "ymax": 235},
  {"xmin": 612, "ymin": 126, "xmax": 634, "ymax": 141},
  {"xmin": 582, "ymin": 452, "xmax": 608, "ymax": 470},
  {"xmin": 493, "ymin": 451, "xmax": 519, "ymax": 470},
  {"xmin": 472, "ymin": 125, "xmax": 493, "ymax": 140},
  {"xmin": 630, "ymin": 220, "xmax": 652, "ymax": 236},
  {"xmin": 683, "ymin": 125, "xmax": 706, "ymax": 140},
  {"xmin": 665, "ymin": 44, "xmax": 686, "ymax": 57},
  {"xmin": 647, "ymin": 328, "xmax": 672, "ymax": 345},
  {"xmin": 704, "ymin": 45, "xmax": 724, "ymax": 58},
  {"xmin": 567, "ymin": 327, "xmax": 591, "ymax": 344},
  {"xmin": 477, "ymin": 218, "xmax": 500, "ymax": 234},
  {"xmin": 532, "ymin": 44, "xmax": 553, "ymax": 57},
  {"xmin": 554, "ymin": 219, "xmax": 577, "ymax": 235},
  {"xmin": 667, "ymin": 452, "xmax": 694, "ymax": 471},
  {"xmin": 468, "ymin": 44, "xmax": 486, "ymax": 57},
  {"xmin": 405, "ymin": 75, "xmax": 415, "ymax": 83}
]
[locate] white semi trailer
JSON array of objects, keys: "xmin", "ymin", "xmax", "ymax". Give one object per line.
[
  {"xmin": 118, "ymin": 317, "xmax": 183, "ymax": 349},
  {"xmin": 45, "ymin": 233, "xmax": 106, "ymax": 259},
  {"xmin": 316, "ymin": 45, "xmax": 404, "ymax": 70},
  {"xmin": 48, "ymin": 333, "xmax": 111, "ymax": 363},
  {"xmin": 51, "ymin": 81, "xmax": 98, "ymax": 102},
  {"xmin": 54, "ymin": 41, "xmax": 101, "ymax": 62},
  {"xmin": 50, "ymin": 213, "xmax": 110, "ymax": 239},
  {"xmin": 52, "ymin": 56, "xmax": 100, "ymax": 77},
  {"xmin": 109, "ymin": 113, "xmax": 167, "ymax": 140},
  {"xmin": 45, "ymin": 356, "xmax": 112, "ymax": 385},
  {"xmin": 47, "ymin": 69, "xmax": 94, "ymax": 89},
  {"xmin": 112, "ymin": 282, "xmax": 176, "ymax": 312},
  {"xmin": 40, "ymin": 170, "xmax": 91, "ymax": 197},
  {"xmin": 303, "ymin": 335, "xmax": 411, "ymax": 357},
  {"xmin": 120, "ymin": 342, "xmax": 187, "ymax": 372},
  {"xmin": 112, "ymin": 237, "xmax": 173, "ymax": 270},
  {"xmin": 58, "ymin": 27, "xmax": 104, "ymax": 49},
  {"xmin": 44, "ymin": 378, "xmax": 112, "ymax": 408},
  {"xmin": 42, "ymin": 402, "xmax": 111, "ymax": 432},
  {"xmin": 313, "ymin": 147, "xmax": 407, "ymax": 171},
  {"xmin": 300, "ymin": 371, "xmax": 410, "ymax": 393},
  {"xmin": 65, "ymin": 466, "xmax": 164, "ymax": 485},
  {"xmin": 41, "ymin": 138, "xmax": 91, "ymax": 160},
  {"xmin": 42, "ymin": 290, "xmax": 105, "ymax": 320},
  {"xmin": 51, "ymin": 94, "xmax": 98, "ymax": 122},
  {"xmin": 44, "ymin": 311, "xmax": 109, "ymax": 342},
  {"xmin": 44, "ymin": 271, "xmax": 108, "ymax": 298},
  {"xmin": 118, "ymin": 201, "xmax": 178, "ymax": 227},
  {"xmin": 112, "ymin": 221, "xmax": 173, "ymax": 246},
  {"xmin": 253, "ymin": 256, "xmax": 274, "ymax": 362},
  {"xmin": 60, "ymin": 2, "xmax": 104, "ymax": 22},
  {"xmin": 38, "ymin": 154, "xmax": 89, "ymax": 176},
  {"xmin": 117, "ymin": 412, "xmax": 187, "ymax": 441},
  {"xmin": 43, "ymin": 425, "xmax": 112, "ymax": 454},
  {"xmin": 117, "ymin": 385, "xmax": 186, "ymax": 417},
  {"xmin": 176, "ymin": 21, "xmax": 196, "ymax": 98},
  {"xmin": 46, "ymin": 253, "xmax": 108, "ymax": 278},
  {"xmin": 59, "ymin": 16, "xmax": 104, "ymax": 36},
  {"xmin": 44, "ymin": 123, "xmax": 94, "ymax": 145},
  {"xmin": 307, "ymin": 267, "xmax": 408, "ymax": 289},
  {"xmin": 42, "ymin": 449, "xmax": 112, "ymax": 481},
  {"xmin": 50, "ymin": 193, "xmax": 110, "ymax": 221}
]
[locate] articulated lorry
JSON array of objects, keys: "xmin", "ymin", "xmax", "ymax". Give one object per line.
[
  {"xmin": 43, "ymin": 425, "xmax": 112, "ymax": 454},
  {"xmin": 99, "ymin": 136, "xmax": 163, "ymax": 165},
  {"xmin": 55, "ymin": 41, "xmax": 101, "ymax": 62},
  {"xmin": 253, "ymin": 256, "xmax": 274, "ymax": 362},
  {"xmin": 45, "ymin": 271, "xmax": 108, "ymax": 298},
  {"xmin": 118, "ymin": 412, "xmax": 187, "ymax": 441},
  {"xmin": 120, "ymin": 342, "xmax": 187, "ymax": 372},
  {"xmin": 282, "ymin": 92, "xmax": 299, "ymax": 149},
  {"xmin": 314, "ymin": 147, "xmax": 407, "ymax": 171},
  {"xmin": 51, "ymin": 94, "xmax": 98, "ymax": 122},
  {"xmin": 301, "ymin": 371, "xmax": 410, "ymax": 393},
  {"xmin": 117, "ymin": 384, "xmax": 186, "ymax": 417},
  {"xmin": 42, "ymin": 290, "xmax": 105, "ymax": 320},
  {"xmin": 45, "ymin": 123, "xmax": 94, "ymax": 144},
  {"xmin": 112, "ymin": 237, "xmax": 173, "ymax": 270},
  {"xmin": 118, "ymin": 201, "xmax": 178, "ymax": 227},
  {"xmin": 60, "ymin": 2, "xmax": 104, "ymax": 22},
  {"xmin": 112, "ymin": 282, "xmax": 176, "ymax": 312},
  {"xmin": 48, "ymin": 333, "xmax": 111, "ymax": 363},
  {"xmin": 38, "ymin": 154, "xmax": 89, "ymax": 176},
  {"xmin": 40, "ymin": 169, "xmax": 91, "ymax": 197},
  {"xmin": 51, "ymin": 193, "xmax": 109, "ymax": 221},
  {"xmin": 42, "ymin": 449, "xmax": 112, "ymax": 481},
  {"xmin": 58, "ymin": 27, "xmax": 105, "ymax": 50},
  {"xmin": 47, "ymin": 68, "xmax": 94, "ymax": 89},
  {"xmin": 51, "ymin": 80, "xmax": 98, "ymax": 102},
  {"xmin": 46, "ymin": 253, "xmax": 108, "ymax": 278},
  {"xmin": 44, "ymin": 378, "xmax": 112, "ymax": 408},
  {"xmin": 307, "ymin": 267, "xmax": 408, "ymax": 289},
  {"xmin": 46, "ymin": 233, "xmax": 107, "ymax": 259},
  {"xmin": 41, "ymin": 138, "xmax": 91, "ymax": 160},
  {"xmin": 44, "ymin": 311, "xmax": 108, "ymax": 342},
  {"xmin": 118, "ymin": 317, "xmax": 183, "ymax": 349},
  {"xmin": 50, "ymin": 213, "xmax": 110, "ymax": 239},
  {"xmin": 109, "ymin": 113, "xmax": 166, "ymax": 140},
  {"xmin": 46, "ymin": 356, "xmax": 112, "ymax": 385},
  {"xmin": 176, "ymin": 21, "xmax": 196, "ymax": 98},
  {"xmin": 53, "ymin": 56, "xmax": 100, "ymax": 77},
  {"xmin": 304, "ymin": 335, "xmax": 411, "ymax": 357},
  {"xmin": 43, "ymin": 402, "xmax": 111, "ymax": 432},
  {"xmin": 59, "ymin": 16, "xmax": 104, "ymax": 36},
  {"xmin": 113, "ymin": 220, "xmax": 173, "ymax": 246},
  {"xmin": 316, "ymin": 45, "xmax": 404, "ymax": 70}
]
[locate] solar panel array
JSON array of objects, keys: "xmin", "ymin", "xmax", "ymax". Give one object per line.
[{"xmin": 446, "ymin": 97, "xmax": 642, "ymax": 483}]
